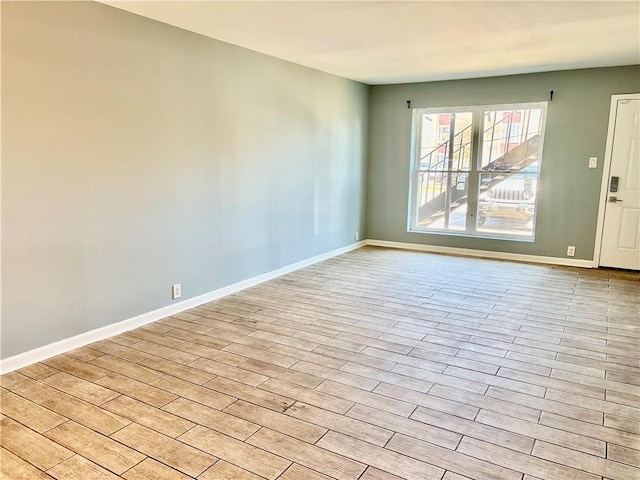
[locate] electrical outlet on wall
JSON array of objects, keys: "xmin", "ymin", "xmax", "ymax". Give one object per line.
[
  {"xmin": 355, "ymin": 232, "xmax": 359, "ymax": 241},
  {"xmin": 567, "ymin": 246, "xmax": 576, "ymax": 257},
  {"xmin": 172, "ymin": 283, "xmax": 181, "ymax": 300}
]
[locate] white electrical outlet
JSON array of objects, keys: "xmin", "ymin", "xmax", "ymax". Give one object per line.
[
  {"xmin": 567, "ymin": 246, "xmax": 576, "ymax": 257},
  {"xmin": 355, "ymin": 232, "xmax": 359, "ymax": 241},
  {"xmin": 588, "ymin": 157, "xmax": 597, "ymax": 169},
  {"xmin": 172, "ymin": 284, "xmax": 181, "ymax": 300}
]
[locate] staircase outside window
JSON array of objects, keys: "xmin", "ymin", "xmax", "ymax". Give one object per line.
[{"xmin": 408, "ymin": 103, "xmax": 547, "ymax": 240}]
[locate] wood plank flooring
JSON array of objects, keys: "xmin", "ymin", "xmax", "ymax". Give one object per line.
[{"xmin": 1, "ymin": 246, "xmax": 639, "ymax": 480}]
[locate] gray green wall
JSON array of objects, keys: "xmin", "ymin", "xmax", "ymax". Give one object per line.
[
  {"xmin": 1, "ymin": 2, "xmax": 368, "ymax": 358},
  {"xmin": 366, "ymin": 66, "xmax": 640, "ymax": 260},
  {"xmin": 3, "ymin": 2, "xmax": 639, "ymax": 361}
]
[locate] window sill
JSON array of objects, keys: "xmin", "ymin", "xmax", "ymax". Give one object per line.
[{"xmin": 408, "ymin": 228, "xmax": 535, "ymax": 243}]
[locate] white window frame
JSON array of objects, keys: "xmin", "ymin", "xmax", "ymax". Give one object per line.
[{"xmin": 407, "ymin": 102, "xmax": 547, "ymax": 241}]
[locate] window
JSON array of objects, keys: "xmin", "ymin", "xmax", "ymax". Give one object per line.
[{"xmin": 409, "ymin": 103, "xmax": 547, "ymax": 240}]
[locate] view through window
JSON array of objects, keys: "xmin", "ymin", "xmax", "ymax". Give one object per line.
[{"xmin": 409, "ymin": 103, "xmax": 547, "ymax": 240}]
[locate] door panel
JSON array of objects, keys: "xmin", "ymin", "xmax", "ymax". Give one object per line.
[
  {"xmin": 624, "ymin": 138, "xmax": 639, "ymax": 190},
  {"xmin": 618, "ymin": 209, "xmax": 639, "ymax": 250},
  {"xmin": 600, "ymin": 98, "xmax": 640, "ymax": 270}
]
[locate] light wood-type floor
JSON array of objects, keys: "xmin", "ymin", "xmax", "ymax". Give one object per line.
[{"xmin": 1, "ymin": 247, "xmax": 639, "ymax": 480}]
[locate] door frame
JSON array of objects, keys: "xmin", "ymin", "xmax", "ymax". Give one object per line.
[{"xmin": 593, "ymin": 93, "xmax": 640, "ymax": 267}]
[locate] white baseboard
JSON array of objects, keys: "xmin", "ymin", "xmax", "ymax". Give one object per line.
[
  {"xmin": 366, "ymin": 239, "xmax": 596, "ymax": 268},
  {"xmin": 1, "ymin": 237, "xmax": 596, "ymax": 373},
  {"xmin": 0, "ymin": 240, "xmax": 367, "ymax": 374}
]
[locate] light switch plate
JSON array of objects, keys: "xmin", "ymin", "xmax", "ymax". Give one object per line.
[{"xmin": 588, "ymin": 157, "xmax": 597, "ymax": 168}]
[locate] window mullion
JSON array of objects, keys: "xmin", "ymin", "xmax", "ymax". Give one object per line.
[
  {"xmin": 465, "ymin": 109, "xmax": 483, "ymax": 234},
  {"xmin": 409, "ymin": 110, "xmax": 423, "ymax": 230},
  {"xmin": 443, "ymin": 113, "xmax": 457, "ymax": 229}
]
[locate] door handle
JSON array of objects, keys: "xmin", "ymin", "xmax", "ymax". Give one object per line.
[{"xmin": 608, "ymin": 196, "xmax": 623, "ymax": 203}]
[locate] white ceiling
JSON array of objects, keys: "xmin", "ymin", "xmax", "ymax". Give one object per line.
[{"xmin": 100, "ymin": 1, "xmax": 640, "ymax": 85}]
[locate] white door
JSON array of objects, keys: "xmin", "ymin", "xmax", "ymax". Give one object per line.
[{"xmin": 600, "ymin": 97, "xmax": 640, "ymax": 270}]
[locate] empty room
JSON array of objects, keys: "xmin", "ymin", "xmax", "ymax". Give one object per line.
[{"xmin": 1, "ymin": 1, "xmax": 639, "ymax": 479}]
